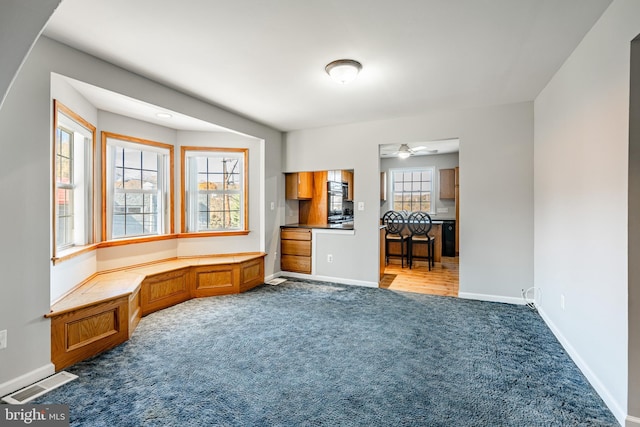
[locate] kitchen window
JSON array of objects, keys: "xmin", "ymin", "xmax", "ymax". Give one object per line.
[
  {"xmin": 390, "ymin": 167, "xmax": 434, "ymax": 213},
  {"xmin": 102, "ymin": 132, "xmax": 173, "ymax": 240},
  {"xmin": 181, "ymin": 147, "xmax": 248, "ymax": 234},
  {"xmin": 53, "ymin": 100, "xmax": 95, "ymax": 256}
]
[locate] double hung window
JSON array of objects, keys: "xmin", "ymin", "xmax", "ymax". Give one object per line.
[
  {"xmin": 390, "ymin": 167, "xmax": 434, "ymax": 213},
  {"xmin": 182, "ymin": 147, "xmax": 247, "ymax": 233},
  {"xmin": 103, "ymin": 133, "xmax": 173, "ymax": 239},
  {"xmin": 53, "ymin": 101, "xmax": 95, "ymax": 255}
]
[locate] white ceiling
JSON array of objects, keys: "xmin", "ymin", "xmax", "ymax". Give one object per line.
[{"xmin": 44, "ymin": 0, "xmax": 612, "ymax": 132}]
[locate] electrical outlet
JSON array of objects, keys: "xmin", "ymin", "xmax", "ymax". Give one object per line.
[
  {"xmin": 357, "ymin": 202, "xmax": 365, "ymax": 211},
  {"xmin": 0, "ymin": 330, "xmax": 7, "ymax": 350},
  {"xmin": 560, "ymin": 294, "xmax": 565, "ymax": 310},
  {"xmin": 327, "ymin": 254, "xmax": 333, "ymax": 263}
]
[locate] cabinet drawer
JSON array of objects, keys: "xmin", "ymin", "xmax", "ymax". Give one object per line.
[
  {"xmin": 281, "ymin": 229, "xmax": 312, "ymax": 241},
  {"xmin": 281, "ymin": 255, "xmax": 311, "ymax": 274},
  {"xmin": 281, "ymin": 239, "xmax": 311, "ymax": 256}
]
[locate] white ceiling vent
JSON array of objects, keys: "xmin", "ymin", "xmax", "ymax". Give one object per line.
[{"xmin": 2, "ymin": 371, "xmax": 78, "ymax": 404}]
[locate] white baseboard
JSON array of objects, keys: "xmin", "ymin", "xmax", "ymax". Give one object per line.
[
  {"xmin": 279, "ymin": 271, "xmax": 378, "ymax": 288},
  {"xmin": 627, "ymin": 415, "xmax": 640, "ymax": 426},
  {"xmin": 537, "ymin": 306, "xmax": 627, "ymax": 426},
  {"xmin": 458, "ymin": 291, "xmax": 525, "ymax": 305},
  {"xmin": 0, "ymin": 363, "xmax": 55, "ymax": 398}
]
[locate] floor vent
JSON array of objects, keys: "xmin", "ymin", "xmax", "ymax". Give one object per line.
[
  {"xmin": 2, "ymin": 371, "xmax": 78, "ymax": 404},
  {"xmin": 266, "ymin": 278, "xmax": 287, "ymax": 286}
]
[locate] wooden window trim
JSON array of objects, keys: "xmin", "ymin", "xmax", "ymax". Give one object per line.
[
  {"xmin": 180, "ymin": 146, "xmax": 249, "ymax": 233},
  {"xmin": 52, "ymin": 100, "xmax": 97, "ymax": 261},
  {"xmin": 101, "ymin": 131, "xmax": 175, "ymax": 240}
]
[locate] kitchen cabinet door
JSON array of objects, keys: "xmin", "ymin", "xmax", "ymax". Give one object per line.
[
  {"xmin": 439, "ymin": 168, "xmax": 455, "ymax": 200},
  {"xmin": 343, "ymin": 170, "xmax": 354, "ymax": 201},
  {"xmin": 285, "ymin": 172, "xmax": 313, "ymax": 199},
  {"xmin": 380, "ymin": 172, "xmax": 387, "ymax": 201}
]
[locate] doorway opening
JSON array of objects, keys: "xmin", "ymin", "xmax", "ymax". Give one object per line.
[{"xmin": 378, "ymin": 139, "xmax": 460, "ymax": 297}]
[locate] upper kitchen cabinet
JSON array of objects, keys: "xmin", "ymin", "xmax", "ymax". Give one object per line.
[
  {"xmin": 285, "ymin": 172, "xmax": 313, "ymax": 200},
  {"xmin": 439, "ymin": 168, "xmax": 456, "ymax": 200},
  {"xmin": 342, "ymin": 170, "xmax": 354, "ymax": 201}
]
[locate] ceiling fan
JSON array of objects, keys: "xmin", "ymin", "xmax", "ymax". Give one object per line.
[{"xmin": 394, "ymin": 143, "xmax": 436, "ymax": 158}]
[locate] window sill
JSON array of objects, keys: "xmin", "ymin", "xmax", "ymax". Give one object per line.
[
  {"xmin": 176, "ymin": 230, "xmax": 250, "ymax": 238},
  {"xmin": 51, "ymin": 231, "xmax": 251, "ymax": 265},
  {"xmin": 97, "ymin": 234, "xmax": 178, "ymax": 248},
  {"xmin": 52, "ymin": 243, "xmax": 99, "ymax": 265}
]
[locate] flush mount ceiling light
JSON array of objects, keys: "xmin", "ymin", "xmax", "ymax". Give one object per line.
[{"xmin": 325, "ymin": 59, "xmax": 362, "ymax": 84}]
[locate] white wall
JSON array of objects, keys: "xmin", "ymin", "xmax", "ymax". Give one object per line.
[
  {"xmin": 0, "ymin": 36, "xmax": 282, "ymax": 396},
  {"xmin": 380, "ymin": 152, "xmax": 459, "ymax": 219},
  {"xmin": 534, "ymin": 0, "xmax": 640, "ymax": 423},
  {"xmin": 285, "ymin": 101, "xmax": 534, "ymax": 298},
  {"xmin": 628, "ymin": 34, "xmax": 640, "ymax": 426},
  {"xmin": 0, "ymin": 0, "xmax": 60, "ymax": 110}
]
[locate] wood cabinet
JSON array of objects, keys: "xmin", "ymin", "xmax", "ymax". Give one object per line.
[
  {"xmin": 281, "ymin": 227, "xmax": 312, "ymax": 274},
  {"xmin": 285, "ymin": 172, "xmax": 313, "ymax": 199},
  {"xmin": 343, "ymin": 170, "xmax": 354, "ymax": 201},
  {"xmin": 440, "ymin": 168, "xmax": 455, "ymax": 199}
]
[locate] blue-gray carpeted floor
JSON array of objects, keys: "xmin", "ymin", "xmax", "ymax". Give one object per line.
[{"xmin": 31, "ymin": 278, "xmax": 617, "ymax": 426}]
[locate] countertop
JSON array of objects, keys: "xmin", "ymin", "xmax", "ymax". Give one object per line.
[{"xmin": 282, "ymin": 223, "xmax": 354, "ymax": 230}]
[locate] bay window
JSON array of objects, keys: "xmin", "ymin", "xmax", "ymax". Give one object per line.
[
  {"xmin": 53, "ymin": 100, "xmax": 95, "ymax": 257},
  {"xmin": 103, "ymin": 132, "xmax": 173, "ymax": 240},
  {"xmin": 181, "ymin": 147, "xmax": 248, "ymax": 233}
]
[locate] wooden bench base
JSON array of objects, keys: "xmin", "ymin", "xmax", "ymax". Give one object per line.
[{"xmin": 46, "ymin": 253, "xmax": 265, "ymax": 370}]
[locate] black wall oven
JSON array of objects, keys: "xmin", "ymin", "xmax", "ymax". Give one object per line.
[{"xmin": 327, "ymin": 181, "xmax": 351, "ymax": 223}]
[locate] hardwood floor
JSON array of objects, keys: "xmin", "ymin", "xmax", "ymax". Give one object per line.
[{"xmin": 379, "ymin": 256, "xmax": 459, "ymax": 297}]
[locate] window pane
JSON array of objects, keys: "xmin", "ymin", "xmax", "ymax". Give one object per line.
[
  {"xmin": 123, "ymin": 148, "xmax": 141, "ymax": 169},
  {"xmin": 143, "ymin": 193, "xmax": 157, "ymax": 214},
  {"xmin": 114, "ymin": 146, "xmax": 124, "ymax": 167},
  {"xmin": 125, "ymin": 214, "xmax": 143, "ymax": 235},
  {"xmin": 125, "ymin": 193, "xmax": 143, "ymax": 213},
  {"xmin": 123, "ymin": 168, "xmax": 141, "ymax": 189},
  {"xmin": 142, "ymin": 151, "xmax": 157, "ymax": 171},
  {"xmin": 142, "ymin": 170, "xmax": 157, "ymax": 190},
  {"xmin": 143, "ymin": 213, "xmax": 157, "ymax": 234},
  {"xmin": 59, "ymin": 157, "xmax": 71, "ymax": 184}
]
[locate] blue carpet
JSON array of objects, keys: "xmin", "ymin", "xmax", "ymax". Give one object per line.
[{"xmin": 31, "ymin": 278, "xmax": 617, "ymax": 426}]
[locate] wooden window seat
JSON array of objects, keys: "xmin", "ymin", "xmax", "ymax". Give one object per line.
[{"xmin": 46, "ymin": 253, "xmax": 265, "ymax": 370}]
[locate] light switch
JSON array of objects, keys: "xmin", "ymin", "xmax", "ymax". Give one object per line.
[
  {"xmin": 357, "ymin": 202, "xmax": 365, "ymax": 211},
  {"xmin": 270, "ymin": 202, "xmax": 275, "ymax": 210}
]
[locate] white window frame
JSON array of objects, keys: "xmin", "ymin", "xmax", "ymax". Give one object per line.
[
  {"xmin": 102, "ymin": 132, "xmax": 173, "ymax": 240},
  {"xmin": 181, "ymin": 146, "xmax": 248, "ymax": 234},
  {"xmin": 389, "ymin": 167, "xmax": 435, "ymax": 214},
  {"xmin": 53, "ymin": 100, "xmax": 95, "ymax": 259}
]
